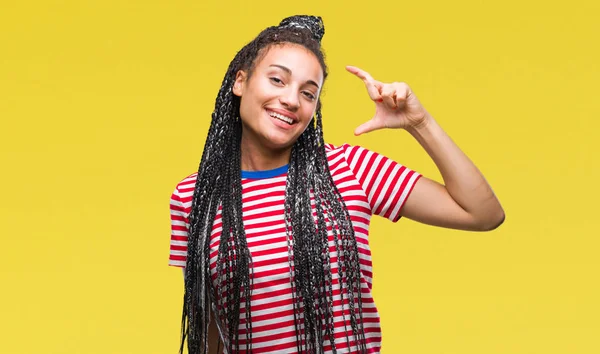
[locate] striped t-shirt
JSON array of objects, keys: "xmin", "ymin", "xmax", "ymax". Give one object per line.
[{"xmin": 168, "ymin": 143, "xmax": 421, "ymax": 353}]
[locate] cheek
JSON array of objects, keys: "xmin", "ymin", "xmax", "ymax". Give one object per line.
[
  {"xmin": 238, "ymin": 94, "xmax": 259, "ymax": 122},
  {"xmin": 302, "ymin": 103, "xmax": 317, "ymax": 121},
  {"xmin": 300, "ymin": 110, "xmax": 316, "ymax": 132}
]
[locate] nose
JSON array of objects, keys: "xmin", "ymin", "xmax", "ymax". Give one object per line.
[{"xmin": 278, "ymin": 86, "xmax": 300, "ymax": 111}]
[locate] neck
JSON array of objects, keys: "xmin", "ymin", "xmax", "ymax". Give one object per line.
[{"xmin": 240, "ymin": 134, "xmax": 292, "ymax": 171}]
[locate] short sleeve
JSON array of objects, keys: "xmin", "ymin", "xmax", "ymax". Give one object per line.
[
  {"xmin": 168, "ymin": 185, "xmax": 190, "ymax": 268},
  {"xmin": 342, "ymin": 144, "xmax": 422, "ymax": 222}
]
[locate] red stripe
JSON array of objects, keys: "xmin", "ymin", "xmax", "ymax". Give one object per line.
[
  {"xmin": 385, "ymin": 167, "xmax": 411, "ymax": 220},
  {"xmin": 381, "ymin": 165, "xmax": 406, "ymax": 219},
  {"xmin": 362, "ymin": 154, "xmax": 382, "ymax": 210},
  {"xmin": 167, "ymin": 143, "xmax": 421, "ymax": 351},
  {"xmin": 372, "ymin": 159, "xmax": 395, "ymax": 215}
]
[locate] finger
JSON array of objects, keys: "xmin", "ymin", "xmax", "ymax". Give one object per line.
[
  {"xmin": 346, "ymin": 65, "xmax": 382, "ymax": 101},
  {"xmin": 395, "ymin": 96, "xmax": 406, "ymax": 111},
  {"xmin": 394, "ymin": 84, "xmax": 410, "ymax": 110},
  {"xmin": 346, "ymin": 65, "xmax": 375, "ymax": 82},
  {"xmin": 380, "ymin": 85, "xmax": 398, "ymax": 109},
  {"xmin": 354, "ymin": 118, "xmax": 383, "ymax": 136}
]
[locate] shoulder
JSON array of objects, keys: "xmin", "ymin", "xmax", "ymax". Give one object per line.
[
  {"xmin": 324, "ymin": 143, "xmax": 372, "ymax": 167},
  {"xmin": 171, "ymin": 172, "xmax": 198, "ymax": 198},
  {"xmin": 324, "ymin": 142, "xmax": 361, "ymax": 158},
  {"xmin": 324, "ymin": 142, "xmax": 352, "ymax": 152},
  {"xmin": 324, "ymin": 143, "xmax": 353, "ymax": 166}
]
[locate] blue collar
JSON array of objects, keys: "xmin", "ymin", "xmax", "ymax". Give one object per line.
[{"xmin": 241, "ymin": 164, "xmax": 289, "ymax": 179}]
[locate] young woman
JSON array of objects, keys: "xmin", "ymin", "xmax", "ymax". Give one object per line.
[{"xmin": 168, "ymin": 15, "xmax": 504, "ymax": 354}]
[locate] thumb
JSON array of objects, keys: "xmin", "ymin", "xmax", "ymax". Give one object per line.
[{"xmin": 354, "ymin": 118, "xmax": 382, "ymax": 136}]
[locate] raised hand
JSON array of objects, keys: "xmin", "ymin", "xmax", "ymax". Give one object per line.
[{"xmin": 346, "ymin": 65, "xmax": 430, "ymax": 135}]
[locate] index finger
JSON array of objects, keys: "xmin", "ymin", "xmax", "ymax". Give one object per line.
[
  {"xmin": 346, "ymin": 65, "xmax": 382, "ymax": 101},
  {"xmin": 346, "ymin": 65, "xmax": 375, "ymax": 82}
]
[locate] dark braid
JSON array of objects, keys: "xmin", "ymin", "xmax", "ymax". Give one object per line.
[{"xmin": 181, "ymin": 15, "xmax": 367, "ymax": 353}]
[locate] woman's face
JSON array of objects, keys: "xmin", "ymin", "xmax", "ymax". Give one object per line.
[{"xmin": 233, "ymin": 43, "xmax": 324, "ymax": 152}]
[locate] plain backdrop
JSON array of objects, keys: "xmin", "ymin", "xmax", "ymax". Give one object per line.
[{"xmin": 1, "ymin": 1, "xmax": 599, "ymax": 353}]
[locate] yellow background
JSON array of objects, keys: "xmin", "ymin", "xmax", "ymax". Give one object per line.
[{"xmin": 1, "ymin": 0, "xmax": 598, "ymax": 353}]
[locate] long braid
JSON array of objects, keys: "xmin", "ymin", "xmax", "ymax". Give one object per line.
[
  {"xmin": 183, "ymin": 58, "xmax": 246, "ymax": 352},
  {"xmin": 181, "ymin": 16, "xmax": 368, "ymax": 354},
  {"xmin": 315, "ymin": 110, "xmax": 367, "ymax": 351},
  {"xmin": 284, "ymin": 108, "xmax": 367, "ymax": 353}
]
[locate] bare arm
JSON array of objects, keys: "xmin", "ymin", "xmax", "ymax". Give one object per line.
[{"xmin": 401, "ymin": 115, "xmax": 505, "ymax": 231}]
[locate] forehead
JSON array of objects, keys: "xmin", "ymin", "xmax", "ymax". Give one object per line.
[{"xmin": 255, "ymin": 44, "xmax": 324, "ymax": 85}]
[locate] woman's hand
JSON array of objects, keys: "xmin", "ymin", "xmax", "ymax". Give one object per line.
[
  {"xmin": 346, "ymin": 65, "xmax": 430, "ymax": 135},
  {"xmin": 346, "ymin": 65, "xmax": 504, "ymax": 231}
]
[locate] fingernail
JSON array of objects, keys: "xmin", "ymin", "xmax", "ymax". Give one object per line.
[{"xmin": 376, "ymin": 99, "xmax": 383, "ymax": 102}]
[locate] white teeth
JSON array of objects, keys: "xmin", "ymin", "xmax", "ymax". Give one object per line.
[{"xmin": 268, "ymin": 111, "xmax": 293, "ymax": 124}]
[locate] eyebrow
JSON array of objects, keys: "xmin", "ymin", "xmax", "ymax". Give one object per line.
[{"xmin": 269, "ymin": 64, "xmax": 320, "ymax": 89}]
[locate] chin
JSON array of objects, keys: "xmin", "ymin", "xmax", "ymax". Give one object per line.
[
  {"xmin": 263, "ymin": 137, "xmax": 297, "ymax": 151},
  {"xmin": 262, "ymin": 131, "xmax": 300, "ymax": 150}
]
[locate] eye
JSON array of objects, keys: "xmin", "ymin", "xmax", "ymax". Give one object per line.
[
  {"xmin": 269, "ymin": 77, "xmax": 284, "ymax": 85},
  {"xmin": 302, "ymin": 91, "xmax": 316, "ymax": 101}
]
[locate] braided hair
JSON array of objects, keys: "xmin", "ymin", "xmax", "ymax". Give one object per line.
[{"xmin": 181, "ymin": 15, "xmax": 367, "ymax": 353}]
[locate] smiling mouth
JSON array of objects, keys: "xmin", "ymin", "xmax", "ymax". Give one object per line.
[{"xmin": 267, "ymin": 110, "xmax": 294, "ymax": 125}]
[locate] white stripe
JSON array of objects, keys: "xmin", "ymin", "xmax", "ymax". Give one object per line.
[
  {"xmin": 169, "ymin": 250, "xmax": 187, "ymax": 256},
  {"xmin": 243, "ymin": 194, "xmax": 285, "ymax": 208},
  {"xmin": 169, "ymin": 260, "xmax": 186, "ymax": 267}
]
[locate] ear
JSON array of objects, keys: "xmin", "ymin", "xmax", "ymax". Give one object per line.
[{"xmin": 232, "ymin": 70, "xmax": 247, "ymax": 97}]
